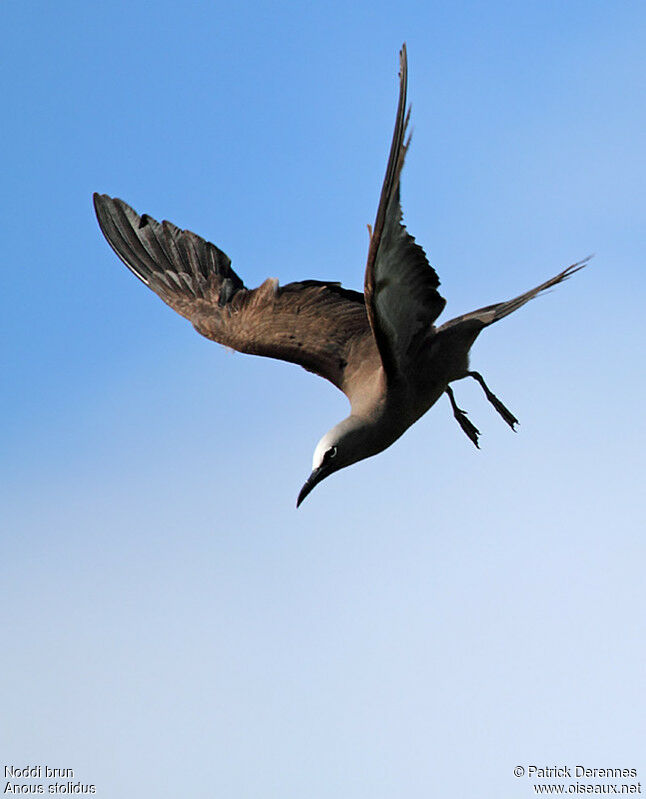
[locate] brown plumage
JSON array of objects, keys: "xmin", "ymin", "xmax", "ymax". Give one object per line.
[{"xmin": 94, "ymin": 44, "xmax": 588, "ymax": 506}]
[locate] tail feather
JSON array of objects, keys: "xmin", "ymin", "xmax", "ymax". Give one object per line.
[{"xmin": 438, "ymin": 256, "xmax": 591, "ymax": 332}]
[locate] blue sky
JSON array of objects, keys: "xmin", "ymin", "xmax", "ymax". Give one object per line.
[{"xmin": 2, "ymin": 1, "xmax": 645, "ymax": 796}]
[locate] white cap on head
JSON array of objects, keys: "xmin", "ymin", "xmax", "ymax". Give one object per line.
[{"xmin": 312, "ymin": 432, "xmax": 336, "ymax": 470}]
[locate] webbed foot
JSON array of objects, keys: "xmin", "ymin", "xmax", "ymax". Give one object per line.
[
  {"xmin": 446, "ymin": 385, "xmax": 480, "ymax": 448},
  {"xmin": 467, "ymin": 371, "xmax": 519, "ymax": 430}
]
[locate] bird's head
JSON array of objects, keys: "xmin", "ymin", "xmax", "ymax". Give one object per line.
[{"xmin": 296, "ymin": 417, "xmax": 373, "ymax": 507}]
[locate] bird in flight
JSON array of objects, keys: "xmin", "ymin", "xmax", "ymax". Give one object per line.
[{"xmin": 94, "ymin": 44, "xmax": 588, "ymax": 507}]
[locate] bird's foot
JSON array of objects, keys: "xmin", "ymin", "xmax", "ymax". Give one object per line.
[
  {"xmin": 484, "ymin": 391, "xmax": 519, "ymax": 430},
  {"xmin": 467, "ymin": 371, "xmax": 519, "ymax": 430},
  {"xmin": 446, "ymin": 386, "xmax": 480, "ymax": 449},
  {"xmin": 455, "ymin": 408, "xmax": 481, "ymax": 448}
]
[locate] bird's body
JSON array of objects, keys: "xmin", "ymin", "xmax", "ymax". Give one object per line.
[{"xmin": 94, "ymin": 44, "xmax": 587, "ymax": 506}]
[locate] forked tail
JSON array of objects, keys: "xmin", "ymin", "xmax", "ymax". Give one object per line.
[{"xmin": 438, "ymin": 257, "xmax": 591, "ymax": 332}]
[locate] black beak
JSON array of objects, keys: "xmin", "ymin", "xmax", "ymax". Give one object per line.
[{"xmin": 296, "ymin": 466, "xmax": 325, "ymax": 508}]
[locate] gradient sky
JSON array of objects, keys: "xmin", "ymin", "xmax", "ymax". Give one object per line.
[{"xmin": 2, "ymin": 1, "xmax": 645, "ymax": 796}]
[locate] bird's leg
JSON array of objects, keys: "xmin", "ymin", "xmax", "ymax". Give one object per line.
[
  {"xmin": 445, "ymin": 385, "xmax": 480, "ymax": 449},
  {"xmin": 466, "ymin": 371, "xmax": 519, "ymax": 430}
]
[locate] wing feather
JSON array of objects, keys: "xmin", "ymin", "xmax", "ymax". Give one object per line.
[
  {"xmin": 364, "ymin": 44, "xmax": 446, "ymax": 380},
  {"xmin": 94, "ymin": 194, "xmax": 369, "ymax": 392}
]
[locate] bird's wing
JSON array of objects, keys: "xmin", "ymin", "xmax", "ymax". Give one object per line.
[
  {"xmin": 94, "ymin": 194, "xmax": 369, "ymax": 392},
  {"xmin": 364, "ymin": 44, "xmax": 446, "ymax": 381}
]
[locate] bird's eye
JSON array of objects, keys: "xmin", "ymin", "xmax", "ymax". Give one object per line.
[{"xmin": 325, "ymin": 446, "xmax": 338, "ymax": 461}]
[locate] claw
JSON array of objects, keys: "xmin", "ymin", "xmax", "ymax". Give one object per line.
[
  {"xmin": 467, "ymin": 371, "xmax": 519, "ymax": 431},
  {"xmin": 446, "ymin": 385, "xmax": 480, "ymax": 448}
]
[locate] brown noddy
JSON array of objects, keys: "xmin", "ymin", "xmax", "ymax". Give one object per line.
[{"xmin": 93, "ymin": 44, "xmax": 588, "ymax": 507}]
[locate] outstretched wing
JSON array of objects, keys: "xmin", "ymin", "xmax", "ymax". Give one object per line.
[
  {"xmin": 94, "ymin": 194, "xmax": 369, "ymax": 392},
  {"xmin": 364, "ymin": 44, "xmax": 446, "ymax": 381}
]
